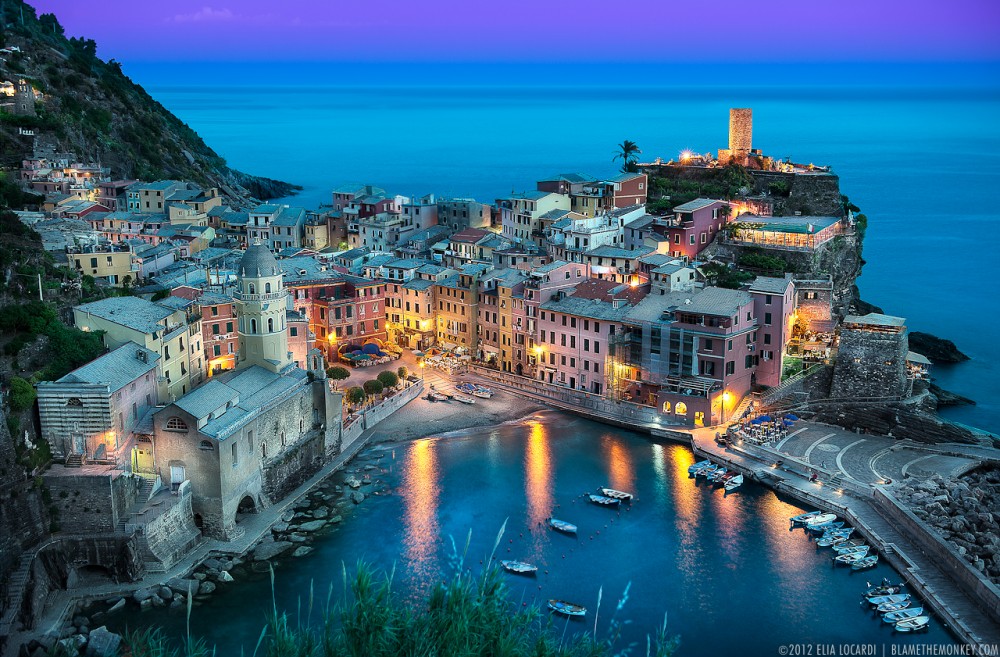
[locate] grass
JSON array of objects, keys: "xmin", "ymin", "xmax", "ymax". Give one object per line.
[{"xmin": 112, "ymin": 524, "xmax": 680, "ymax": 657}]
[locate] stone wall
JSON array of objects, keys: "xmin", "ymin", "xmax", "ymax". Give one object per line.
[
  {"xmin": 341, "ymin": 382, "xmax": 424, "ymax": 451},
  {"xmin": 830, "ymin": 326, "xmax": 908, "ymax": 399},
  {"xmin": 0, "ymin": 412, "xmax": 48, "ymax": 600},
  {"xmin": 809, "ymin": 401, "xmax": 983, "ymax": 445},
  {"xmin": 42, "ymin": 473, "xmax": 141, "ymax": 535},
  {"xmin": 748, "ymin": 170, "xmax": 842, "ymax": 217},
  {"xmin": 262, "ymin": 431, "xmax": 326, "ymax": 503},
  {"xmin": 141, "ymin": 481, "xmax": 200, "ymax": 572}
]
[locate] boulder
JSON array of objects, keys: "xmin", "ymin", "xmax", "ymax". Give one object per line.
[
  {"xmin": 107, "ymin": 599, "xmax": 125, "ymax": 614},
  {"xmin": 272, "ymin": 522, "xmax": 290, "ymax": 534},
  {"xmin": 86, "ymin": 627, "xmax": 122, "ymax": 657},
  {"xmin": 73, "ymin": 615, "xmax": 90, "ymax": 629},
  {"xmin": 280, "ymin": 510, "xmax": 295, "ymax": 523},
  {"xmin": 346, "ymin": 477, "xmax": 362, "ymax": 489},
  {"xmin": 158, "ymin": 586, "xmax": 173, "ymax": 601},
  {"xmin": 297, "ymin": 520, "xmax": 326, "ymax": 533},
  {"xmin": 218, "ymin": 570, "xmax": 234, "ymax": 583},
  {"xmin": 58, "ymin": 635, "xmax": 87, "ymax": 653},
  {"xmin": 288, "ymin": 533, "xmax": 308, "ymax": 543},
  {"xmin": 192, "ymin": 572, "xmax": 207, "ymax": 581},
  {"xmin": 132, "ymin": 588, "xmax": 156, "ymax": 604},
  {"xmin": 351, "ymin": 492, "xmax": 365, "ymax": 504},
  {"xmin": 253, "ymin": 540, "xmax": 294, "ymax": 561},
  {"xmin": 199, "ymin": 581, "xmax": 217, "ymax": 595},
  {"xmin": 313, "ymin": 508, "xmax": 330, "ymax": 519},
  {"xmin": 139, "ymin": 598, "xmax": 153, "ymax": 611},
  {"xmin": 292, "ymin": 546, "xmax": 314, "ymax": 558},
  {"xmin": 151, "ymin": 595, "xmax": 165, "ymax": 608},
  {"xmin": 329, "ymin": 515, "xmax": 343, "ymax": 524}
]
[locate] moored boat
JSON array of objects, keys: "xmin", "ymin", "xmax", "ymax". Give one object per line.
[
  {"xmin": 724, "ymin": 475, "xmax": 744, "ymax": 491},
  {"xmin": 804, "ymin": 513, "xmax": 838, "ymax": 527},
  {"xmin": 696, "ymin": 464, "xmax": 719, "ymax": 477},
  {"xmin": 852, "ymin": 555, "xmax": 879, "ymax": 570},
  {"xmin": 807, "ymin": 521, "xmax": 844, "ymax": 534},
  {"xmin": 598, "ymin": 487, "xmax": 633, "ymax": 501},
  {"xmin": 878, "ymin": 599, "xmax": 912, "ymax": 613},
  {"xmin": 790, "ymin": 511, "xmax": 822, "ymax": 524},
  {"xmin": 834, "ymin": 552, "xmax": 866, "ymax": 565},
  {"xmin": 864, "ymin": 581, "xmax": 904, "ymax": 598},
  {"xmin": 588, "ymin": 494, "xmax": 620, "ymax": 507},
  {"xmin": 883, "ymin": 607, "xmax": 923, "ymax": 623},
  {"xmin": 709, "ymin": 468, "xmax": 728, "ymax": 482},
  {"xmin": 500, "ymin": 560, "xmax": 537, "ymax": 574},
  {"xmin": 894, "ymin": 616, "xmax": 930, "ymax": 632},
  {"xmin": 688, "ymin": 460, "xmax": 711, "ymax": 475},
  {"xmin": 548, "ymin": 518, "xmax": 577, "ymax": 534},
  {"xmin": 548, "ymin": 600, "xmax": 587, "ymax": 617},
  {"xmin": 832, "ymin": 539, "xmax": 866, "ymax": 553},
  {"xmin": 454, "ymin": 394, "xmax": 476, "ymax": 404},
  {"xmin": 867, "ymin": 593, "xmax": 910, "ymax": 607}
]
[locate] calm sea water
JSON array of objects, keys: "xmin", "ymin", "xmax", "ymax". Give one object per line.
[
  {"xmin": 145, "ymin": 81, "xmax": 1000, "ymax": 433},
  {"xmin": 106, "ymin": 414, "xmax": 956, "ymax": 653}
]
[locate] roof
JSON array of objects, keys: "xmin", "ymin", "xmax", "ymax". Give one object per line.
[
  {"xmin": 539, "ymin": 173, "xmax": 593, "ymax": 183},
  {"xmin": 53, "ymin": 342, "xmax": 160, "ymax": 393},
  {"xmin": 906, "ymin": 351, "xmax": 932, "ymax": 366},
  {"xmin": 606, "ymin": 172, "xmax": 645, "ymax": 183},
  {"xmin": 624, "ymin": 214, "xmax": 657, "ymax": 230},
  {"xmin": 239, "ymin": 241, "xmax": 280, "ymax": 277},
  {"xmin": 251, "ymin": 203, "xmax": 282, "ymax": 215},
  {"xmin": 540, "ymin": 295, "xmax": 635, "ymax": 321},
  {"xmin": 450, "ymin": 228, "xmax": 490, "ymax": 244},
  {"xmin": 586, "ymin": 245, "xmax": 652, "ymax": 258},
  {"xmin": 403, "ymin": 278, "xmax": 436, "ymax": 291},
  {"xmin": 532, "ymin": 260, "xmax": 571, "ymax": 274},
  {"xmin": 416, "ymin": 264, "xmax": 447, "ymax": 276},
  {"xmin": 843, "ymin": 313, "xmax": 906, "ymax": 328},
  {"xmin": 683, "ymin": 287, "xmax": 752, "ymax": 317},
  {"xmin": 738, "ymin": 214, "xmax": 840, "ymax": 234},
  {"xmin": 76, "ymin": 296, "xmax": 175, "ymax": 334},
  {"xmin": 748, "ymin": 276, "xmax": 792, "ymax": 295},
  {"xmin": 273, "ymin": 206, "xmax": 306, "ymax": 227},
  {"xmin": 673, "ymin": 198, "xmax": 722, "ymax": 213}
]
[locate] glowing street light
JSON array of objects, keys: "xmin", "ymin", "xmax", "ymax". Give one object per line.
[{"xmin": 680, "ymin": 150, "xmax": 693, "ymax": 162}]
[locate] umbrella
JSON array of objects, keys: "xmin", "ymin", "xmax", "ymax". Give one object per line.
[
  {"xmin": 785, "ymin": 413, "xmax": 799, "ymax": 421},
  {"xmin": 783, "ymin": 418, "xmax": 796, "ymax": 426},
  {"xmin": 757, "ymin": 414, "xmax": 772, "ymax": 423},
  {"xmin": 413, "ymin": 350, "xmax": 425, "ymax": 358},
  {"xmin": 750, "ymin": 417, "xmax": 765, "ymax": 425}
]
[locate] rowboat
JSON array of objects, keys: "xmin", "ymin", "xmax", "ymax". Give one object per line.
[
  {"xmin": 834, "ymin": 552, "xmax": 866, "ymax": 565},
  {"xmin": 883, "ymin": 607, "xmax": 923, "ymax": 623},
  {"xmin": 599, "ymin": 487, "xmax": 633, "ymax": 501},
  {"xmin": 472, "ymin": 389, "xmax": 493, "ymax": 399},
  {"xmin": 823, "ymin": 527, "xmax": 854, "ymax": 538},
  {"xmin": 696, "ymin": 464, "xmax": 719, "ymax": 477},
  {"xmin": 454, "ymin": 394, "xmax": 476, "ymax": 404},
  {"xmin": 805, "ymin": 513, "xmax": 838, "ymax": 527},
  {"xmin": 548, "ymin": 600, "xmax": 586, "ymax": 617},
  {"xmin": 864, "ymin": 581, "xmax": 904, "ymax": 598},
  {"xmin": 851, "ymin": 555, "xmax": 879, "ymax": 570},
  {"xmin": 836, "ymin": 545, "xmax": 870, "ymax": 557},
  {"xmin": 456, "ymin": 382, "xmax": 477, "ymax": 394},
  {"xmin": 724, "ymin": 475, "xmax": 744, "ymax": 492},
  {"xmin": 548, "ymin": 518, "xmax": 577, "ymax": 534},
  {"xmin": 832, "ymin": 540, "xmax": 866, "ymax": 553},
  {"xmin": 500, "ymin": 560, "xmax": 537, "ymax": 574},
  {"xmin": 790, "ymin": 511, "xmax": 822, "ymax": 524},
  {"xmin": 708, "ymin": 468, "xmax": 728, "ymax": 482},
  {"xmin": 894, "ymin": 616, "xmax": 930, "ymax": 632},
  {"xmin": 426, "ymin": 391, "xmax": 449, "ymax": 402},
  {"xmin": 807, "ymin": 521, "xmax": 844, "ymax": 534},
  {"xmin": 867, "ymin": 593, "xmax": 910, "ymax": 607},
  {"xmin": 688, "ymin": 460, "xmax": 711, "ymax": 475},
  {"xmin": 878, "ymin": 599, "xmax": 912, "ymax": 613},
  {"xmin": 816, "ymin": 535, "xmax": 848, "ymax": 548},
  {"xmin": 588, "ymin": 494, "xmax": 620, "ymax": 507}
]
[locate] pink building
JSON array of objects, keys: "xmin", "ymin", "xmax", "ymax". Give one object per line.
[
  {"xmin": 663, "ymin": 198, "xmax": 728, "ymax": 259},
  {"xmin": 536, "ymin": 278, "xmax": 646, "ymax": 393},
  {"xmin": 520, "ymin": 261, "xmax": 591, "ymax": 376},
  {"xmin": 748, "ymin": 276, "xmax": 796, "ymax": 388}
]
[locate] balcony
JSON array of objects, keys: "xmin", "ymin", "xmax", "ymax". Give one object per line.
[{"xmin": 234, "ymin": 291, "xmax": 287, "ymax": 303}]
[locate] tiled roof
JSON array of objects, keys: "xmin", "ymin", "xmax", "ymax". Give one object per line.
[
  {"xmin": 748, "ymin": 275, "xmax": 792, "ymax": 295},
  {"xmin": 53, "ymin": 342, "xmax": 159, "ymax": 393},
  {"xmin": 76, "ymin": 296, "xmax": 175, "ymax": 334},
  {"xmin": 673, "ymin": 198, "xmax": 722, "ymax": 213},
  {"xmin": 843, "ymin": 313, "xmax": 906, "ymax": 328}
]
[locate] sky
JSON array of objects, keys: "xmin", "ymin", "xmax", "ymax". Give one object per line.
[{"xmin": 28, "ymin": 0, "xmax": 1000, "ymax": 64}]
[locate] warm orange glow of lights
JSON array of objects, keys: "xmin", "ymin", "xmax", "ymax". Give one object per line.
[
  {"xmin": 524, "ymin": 421, "xmax": 553, "ymax": 532},
  {"xmin": 401, "ymin": 439, "xmax": 440, "ymax": 588},
  {"xmin": 601, "ymin": 434, "xmax": 635, "ymax": 495}
]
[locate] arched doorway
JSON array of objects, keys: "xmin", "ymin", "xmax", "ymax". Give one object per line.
[
  {"xmin": 237, "ymin": 495, "xmax": 257, "ymax": 519},
  {"xmin": 193, "ymin": 514, "xmax": 204, "ymax": 531},
  {"xmin": 516, "ymin": 363, "xmax": 523, "ymax": 376}
]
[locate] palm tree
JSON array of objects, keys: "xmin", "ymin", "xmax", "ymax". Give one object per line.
[{"xmin": 613, "ymin": 140, "xmax": 642, "ymax": 173}]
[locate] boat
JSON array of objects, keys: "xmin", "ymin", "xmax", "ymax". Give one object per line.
[
  {"xmin": 823, "ymin": 527, "xmax": 854, "ymax": 538},
  {"xmin": 472, "ymin": 385, "xmax": 494, "ymax": 399},
  {"xmin": 836, "ymin": 545, "xmax": 870, "ymax": 557},
  {"xmin": 708, "ymin": 468, "xmax": 728, "ymax": 482},
  {"xmin": 878, "ymin": 599, "xmax": 912, "ymax": 613},
  {"xmin": 548, "ymin": 518, "xmax": 577, "ymax": 534},
  {"xmin": 720, "ymin": 471, "xmax": 738, "ymax": 482},
  {"xmin": 456, "ymin": 382, "xmax": 478, "ymax": 394},
  {"xmin": 695, "ymin": 464, "xmax": 719, "ymax": 477},
  {"xmin": 864, "ymin": 581, "xmax": 904, "ymax": 598},
  {"xmin": 548, "ymin": 600, "xmax": 587, "ymax": 617},
  {"xmin": 454, "ymin": 394, "xmax": 476, "ymax": 405},
  {"xmin": 851, "ymin": 555, "xmax": 879, "ymax": 570},
  {"xmin": 816, "ymin": 535, "xmax": 848, "ymax": 548},
  {"xmin": 807, "ymin": 521, "xmax": 844, "ymax": 534},
  {"xmin": 883, "ymin": 607, "xmax": 924, "ymax": 623},
  {"xmin": 894, "ymin": 616, "xmax": 930, "ymax": 632},
  {"xmin": 688, "ymin": 460, "xmax": 711, "ymax": 475},
  {"xmin": 834, "ymin": 552, "xmax": 866, "ymax": 565},
  {"xmin": 790, "ymin": 511, "xmax": 822, "ymax": 525},
  {"xmin": 588, "ymin": 494, "xmax": 620, "ymax": 507},
  {"xmin": 804, "ymin": 513, "xmax": 838, "ymax": 527},
  {"xmin": 500, "ymin": 560, "xmax": 537, "ymax": 574},
  {"xmin": 832, "ymin": 540, "xmax": 866, "ymax": 553},
  {"xmin": 598, "ymin": 487, "xmax": 633, "ymax": 501},
  {"xmin": 867, "ymin": 593, "xmax": 910, "ymax": 607},
  {"xmin": 427, "ymin": 391, "xmax": 449, "ymax": 402},
  {"xmin": 724, "ymin": 475, "xmax": 744, "ymax": 492}
]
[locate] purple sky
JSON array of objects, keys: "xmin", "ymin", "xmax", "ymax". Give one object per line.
[{"xmin": 29, "ymin": 0, "xmax": 1000, "ymax": 62}]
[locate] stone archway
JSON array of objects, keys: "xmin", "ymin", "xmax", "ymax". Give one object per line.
[{"xmin": 237, "ymin": 495, "xmax": 257, "ymax": 514}]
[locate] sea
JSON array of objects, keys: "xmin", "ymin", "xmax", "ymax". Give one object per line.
[{"xmin": 133, "ymin": 63, "xmax": 1000, "ymax": 433}]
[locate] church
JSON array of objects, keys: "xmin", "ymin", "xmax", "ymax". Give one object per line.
[{"xmin": 151, "ymin": 242, "xmax": 342, "ymax": 539}]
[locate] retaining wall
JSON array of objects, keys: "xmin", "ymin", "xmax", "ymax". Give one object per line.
[{"xmin": 142, "ymin": 482, "xmax": 200, "ymax": 572}]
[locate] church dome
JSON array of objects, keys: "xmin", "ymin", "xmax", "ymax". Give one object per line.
[{"xmin": 239, "ymin": 240, "xmax": 280, "ymax": 278}]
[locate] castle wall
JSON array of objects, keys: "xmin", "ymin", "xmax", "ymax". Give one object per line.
[
  {"xmin": 831, "ymin": 328, "xmax": 909, "ymax": 399},
  {"xmin": 142, "ymin": 481, "xmax": 200, "ymax": 571},
  {"xmin": 42, "ymin": 472, "xmax": 141, "ymax": 535}
]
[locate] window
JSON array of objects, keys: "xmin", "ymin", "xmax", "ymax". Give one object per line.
[
  {"xmin": 281, "ymin": 431, "xmax": 286, "ymax": 447},
  {"xmin": 166, "ymin": 417, "xmax": 188, "ymax": 432},
  {"xmin": 675, "ymin": 402, "xmax": 687, "ymax": 416},
  {"xmin": 214, "ymin": 345, "xmax": 221, "ymax": 356},
  {"xmin": 291, "ymin": 327, "xmax": 298, "ymax": 337},
  {"xmin": 265, "ymin": 282, "xmax": 272, "ymax": 294},
  {"xmin": 704, "ymin": 338, "xmax": 713, "ymax": 351},
  {"xmin": 764, "ymin": 312, "xmax": 772, "ymax": 326},
  {"xmin": 268, "ymin": 318, "xmax": 274, "ymax": 332},
  {"xmin": 662, "ymin": 401, "xmax": 671, "ymax": 413},
  {"xmin": 199, "ymin": 440, "xmax": 213, "ymax": 451},
  {"xmin": 725, "ymin": 361, "xmax": 735, "ymax": 376},
  {"xmin": 262, "ymin": 443, "xmax": 267, "ymax": 459},
  {"xmin": 226, "ymin": 321, "xmax": 233, "ymax": 333},
  {"xmin": 213, "ymin": 324, "xmax": 220, "ymax": 335},
  {"xmin": 689, "ymin": 235, "xmax": 695, "ymax": 245},
  {"xmin": 232, "ymin": 442, "xmax": 238, "ymax": 466},
  {"xmin": 248, "ymin": 283, "xmax": 256, "ymax": 294},
  {"xmin": 67, "ymin": 398, "xmax": 83, "ymax": 407},
  {"xmin": 250, "ymin": 319, "xmax": 257, "ymax": 334},
  {"xmin": 765, "ymin": 294, "xmax": 772, "ymax": 305},
  {"xmin": 764, "ymin": 333, "xmax": 772, "ymax": 345}
]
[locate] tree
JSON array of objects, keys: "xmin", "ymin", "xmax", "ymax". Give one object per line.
[
  {"xmin": 377, "ymin": 370, "xmax": 399, "ymax": 390},
  {"xmin": 9, "ymin": 377, "xmax": 36, "ymax": 412},
  {"xmin": 346, "ymin": 386, "xmax": 366, "ymax": 407},
  {"xmin": 363, "ymin": 379, "xmax": 384, "ymax": 398},
  {"xmin": 613, "ymin": 140, "xmax": 641, "ymax": 173},
  {"xmin": 397, "ymin": 366, "xmax": 408, "ymax": 380},
  {"xmin": 326, "ymin": 366, "xmax": 351, "ymax": 388}
]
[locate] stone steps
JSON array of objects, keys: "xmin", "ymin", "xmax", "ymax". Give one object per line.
[{"xmin": 64, "ymin": 454, "xmax": 83, "ymax": 468}]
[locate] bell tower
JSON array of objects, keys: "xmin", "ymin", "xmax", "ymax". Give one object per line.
[{"xmin": 234, "ymin": 240, "xmax": 293, "ymax": 373}]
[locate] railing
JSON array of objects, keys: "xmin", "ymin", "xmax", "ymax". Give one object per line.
[{"xmin": 762, "ymin": 363, "xmax": 827, "ymax": 406}]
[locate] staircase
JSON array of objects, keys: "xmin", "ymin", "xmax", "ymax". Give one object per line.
[
  {"xmin": 0, "ymin": 553, "xmax": 34, "ymax": 637},
  {"xmin": 826, "ymin": 473, "xmax": 843, "ymax": 490},
  {"xmin": 64, "ymin": 453, "xmax": 83, "ymax": 468}
]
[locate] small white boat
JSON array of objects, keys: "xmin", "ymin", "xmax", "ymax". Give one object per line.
[
  {"xmin": 599, "ymin": 487, "xmax": 633, "ymax": 501},
  {"xmin": 852, "ymin": 555, "xmax": 879, "ymax": 570},
  {"xmin": 472, "ymin": 385, "xmax": 494, "ymax": 398},
  {"xmin": 724, "ymin": 474, "xmax": 744, "ymax": 492},
  {"xmin": 454, "ymin": 394, "xmax": 476, "ymax": 404},
  {"xmin": 835, "ymin": 552, "xmax": 865, "ymax": 565},
  {"xmin": 883, "ymin": 607, "xmax": 923, "ymax": 623},
  {"xmin": 832, "ymin": 540, "xmax": 866, "ymax": 553},
  {"xmin": 695, "ymin": 464, "xmax": 719, "ymax": 477},
  {"xmin": 823, "ymin": 527, "xmax": 854, "ymax": 538},
  {"xmin": 878, "ymin": 599, "xmax": 912, "ymax": 613},
  {"xmin": 709, "ymin": 468, "xmax": 728, "ymax": 482},
  {"xmin": 864, "ymin": 581, "xmax": 904, "ymax": 598},
  {"xmin": 805, "ymin": 513, "xmax": 838, "ymax": 526},
  {"xmin": 500, "ymin": 560, "xmax": 537, "ymax": 574},
  {"xmin": 548, "ymin": 600, "xmax": 586, "ymax": 617},
  {"xmin": 588, "ymin": 494, "xmax": 621, "ymax": 507},
  {"xmin": 867, "ymin": 593, "xmax": 910, "ymax": 607},
  {"xmin": 895, "ymin": 616, "xmax": 930, "ymax": 632},
  {"xmin": 688, "ymin": 460, "xmax": 711, "ymax": 475},
  {"xmin": 790, "ymin": 511, "xmax": 822, "ymax": 524},
  {"xmin": 548, "ymin": 518, "xmax": 577, "ymax": 534},
  {"xmin": 837, "ymin": 545, "xmax": 870, "ymax": 557}
]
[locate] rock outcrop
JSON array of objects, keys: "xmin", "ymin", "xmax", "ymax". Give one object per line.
[{"xmin": 909, "ymin": 331, "xmax": 970, "ymax": 363}]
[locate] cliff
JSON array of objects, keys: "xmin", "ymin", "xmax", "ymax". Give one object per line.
[{"xmin": 0, "ymin": 1, "xmax": 300, "ymax": 207}]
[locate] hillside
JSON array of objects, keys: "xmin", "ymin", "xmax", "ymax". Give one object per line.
[{"xmin": 0, "ymin": 0, "xmax": 300, "ymax": 205}]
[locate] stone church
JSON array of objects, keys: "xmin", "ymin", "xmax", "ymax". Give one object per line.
[{"xmin": 151, "ymin": 242, "xmax": 342, "ymax": 539}]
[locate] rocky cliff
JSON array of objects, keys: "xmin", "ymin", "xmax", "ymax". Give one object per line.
[{"xmin": 0, "ymin": 1, "xmax": 300, "ymax": 207}]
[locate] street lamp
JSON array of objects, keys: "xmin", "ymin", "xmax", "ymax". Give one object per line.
[
  {"xmin": 418, "ymin": 360, "xmax": 425, "ymax": 380},
  {"xmin": 722, "ymin": 390, "xmax": 732, "ymax": 424}
]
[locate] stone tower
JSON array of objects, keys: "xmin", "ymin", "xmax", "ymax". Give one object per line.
[
  {"xmin": 830, "ymin": 313, "xmax": 910, "ymax": 400},
  {"xmin": 729, "ymin": 108, "xmax": 752, "ymax": 153},
  {"xmin": 235, "ymin": 240, "xmax": 293, "ymax": 373},
  {"xmin": 13, "ymin": 78, "xmax": 35, "ymax": 117}
]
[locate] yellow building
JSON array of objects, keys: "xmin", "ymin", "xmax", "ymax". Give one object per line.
[
  {"xmin": 74, "ymin": 296, "xmax": 206, "ymax": 401},
  {"xmin": 68, "ymin": 243, "xmax": 139, "ymax": 285},
  {"xmin": 304, "ymin": 215, "xmax": 330, "ymax": 250},
  {"xmin": 433, "ymin": 270, "xmax": 483, "ymax": 350}
]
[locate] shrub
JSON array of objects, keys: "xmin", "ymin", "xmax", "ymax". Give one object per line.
[
  {"xmin": 376, "ymin": 370, "xmax": 399, "ymax": 389},
  {"xmin": 9, "ymin": 377, "xmax": 36, "ymax": 411}
]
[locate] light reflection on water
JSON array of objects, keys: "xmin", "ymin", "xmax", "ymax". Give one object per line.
[
  {"xmin": 600, "ymin": 433, "xmax": 635, "ymax": 495},
  {"xmin": 524, "ymin": 420, "xmax": 553, "ymax": 562},
  {"xmin": 401, "ymin": 438, "xmax": 440, "ymax": 592}
]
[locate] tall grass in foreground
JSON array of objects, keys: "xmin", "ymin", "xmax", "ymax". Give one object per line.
[{"xmin": 113, "ymin": 524, "xmax": 680, "ymax": 657}]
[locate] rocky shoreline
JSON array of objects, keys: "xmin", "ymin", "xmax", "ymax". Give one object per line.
[{"xmin": 895, "ymin": 468, "xmax": 1000, "ymax": 584}]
